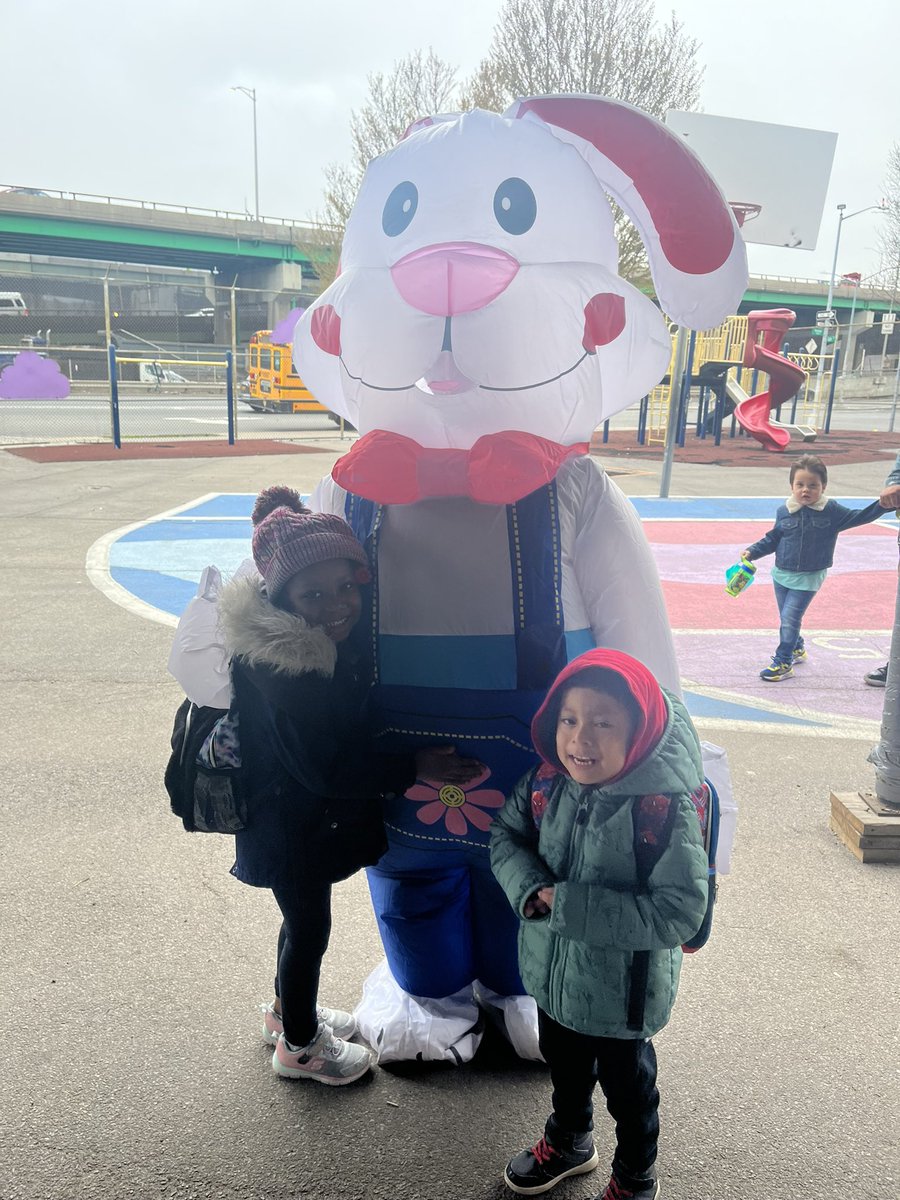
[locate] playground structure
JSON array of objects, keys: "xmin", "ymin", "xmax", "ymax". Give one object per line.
[{"xmin": 630, "ymin": 309, "xmax": 834, "ymax": 453}]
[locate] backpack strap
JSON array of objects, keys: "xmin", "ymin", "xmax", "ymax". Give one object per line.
[
  {"xmin": 530, "ymin": 762, "xmax": 563, "ymax": 829},
  {"xmin": 627, "ymin": 793, "xmax": 679, "ymax": 1031}
]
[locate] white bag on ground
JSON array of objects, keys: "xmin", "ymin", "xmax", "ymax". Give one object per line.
[
  {"xmin": 474, "ymin": 982, "xmax": 543, "ymax": 1061},
  {"xmin": 701, "ymin": 740, "xmax": 738, "ymax": 875},
  {"xmin": 354, "ymin": 959, "xmax": 483, "ymax": 1064}
]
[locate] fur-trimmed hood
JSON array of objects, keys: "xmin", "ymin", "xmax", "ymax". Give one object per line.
[{"xmin": 218, "ymin": 574, "xmax": 337, "ymax": 678}]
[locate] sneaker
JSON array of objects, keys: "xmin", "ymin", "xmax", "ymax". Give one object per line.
[
  {"xmin": 504, "ymin": 1132, "xmax": 598, "ymax": 1194},
  {"xmin": 864, "ymin": 664, "xmax": 888, "ymax": 687},
  {"xmin": 597, "ymin": 1176, "xmax": 660, "ymax": 1200},
  {"xmin": 261, "ymin": 1002, "xmax": 356, "ymax": 1045},
  {"xmin": 272, "ymin": 1025, "xmax": 373, "ymax": 1086},
  {"xmin": 792, "ymin": 646, "xmax": 807, "ymax": 663},
  {"xmin": 760, "ymin": 659, "xmax": 793, "ymax": 682}
]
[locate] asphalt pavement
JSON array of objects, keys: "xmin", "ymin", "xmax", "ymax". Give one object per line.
[{"xmin": 1, "ymin": 438, "xmax": 898, "ymax": 1200}]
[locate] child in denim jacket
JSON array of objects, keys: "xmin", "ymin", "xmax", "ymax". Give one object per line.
[{"xmin": 742, "ymin": 454, "xmax": 887, "ymax": 681}]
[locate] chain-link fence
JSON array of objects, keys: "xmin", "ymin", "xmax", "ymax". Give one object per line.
[{"xmin": 0, "ymin": 263, "xmax": 350, "ymax": 445}]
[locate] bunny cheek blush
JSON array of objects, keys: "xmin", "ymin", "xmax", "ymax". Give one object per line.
[{"xmin": 295, "ymin": 94, "xmax": 748, "ymax": 1065}]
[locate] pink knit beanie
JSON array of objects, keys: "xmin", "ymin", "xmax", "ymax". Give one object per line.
[{"xmin": 250, "ymin": 485, "xmax": 368, "ymax": 602}]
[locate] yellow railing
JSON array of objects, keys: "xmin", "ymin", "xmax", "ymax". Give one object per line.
[{"xmin": 640, "ymin": 318, "xmax": 832, "ymax": 442}]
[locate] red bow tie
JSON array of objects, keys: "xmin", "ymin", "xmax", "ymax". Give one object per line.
[{"xmin": 331, "ymin": 429, "xmax": 590, "ymax": 505}]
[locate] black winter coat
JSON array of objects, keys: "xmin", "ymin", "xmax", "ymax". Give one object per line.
[{"xmin": 219, "ymin": 576, "xmax": 415, "ymax": 889}]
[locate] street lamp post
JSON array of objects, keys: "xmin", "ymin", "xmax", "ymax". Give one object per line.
[
  {"xmin": 231, "ymin": 85, "xmax": 259, "ymax": 221},
  {"xmin": 813, "ymin": 203, "xmax": 885, "ymax": 409}
]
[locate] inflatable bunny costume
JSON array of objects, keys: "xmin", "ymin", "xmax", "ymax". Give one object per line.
[{"xmin": 298, "ymin": 95, "xmax": 747, "ymax": 1062}]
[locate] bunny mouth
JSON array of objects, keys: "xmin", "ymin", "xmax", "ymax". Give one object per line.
[{"xmin": 342, "ymin": 348, "xmax": 593, "ymax": 396}]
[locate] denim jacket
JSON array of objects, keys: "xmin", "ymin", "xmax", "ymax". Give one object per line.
[{"xmin": 746, "ymin": 498, "xmax": 885, "ymax": 572}]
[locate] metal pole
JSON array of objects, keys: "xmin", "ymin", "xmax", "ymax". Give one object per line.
[
  {"xmin": 225, "ymin": 351, "xmax": 235, "ymax": 445},
  {"xmin": 844, "ymin": 285, "xmax": 859, "ymax": 377},
  {"xmin": 868, "ymin": 572, "xmax": 900, "ymax": 810},
  {"xmin": 813, "ymin": 206, "xmax": 844, "ymax": 410},
  {"xmin": 251, "ymin": 89, "xmax": 259, "ymax": 220},
  {"xmin": 102, "ymin": 275, "xmax": 112, "ymax": 348},
  {"xmin": 230, "ymin": 282, "xmax": 239, "ymax": 438},
  {"xmin": 659, "ymin": 326, "xmax": 689, "ymax": 499},
  {"xmin": 108, "ymin": 343, "xmax": 121, "ymax": 449},
  {"xmin": 824, "ymin": 347, "xmax": 840, "ymax": 434}
]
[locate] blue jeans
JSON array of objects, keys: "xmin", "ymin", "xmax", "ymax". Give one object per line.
[{"xmin": 773, "ymin": 582, "xmax": 818, "ymax": 664}]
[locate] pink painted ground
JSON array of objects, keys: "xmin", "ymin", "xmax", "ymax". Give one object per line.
[{"xmin": 648, "ymin": 521, "xmax": 896, "ymax": 725}]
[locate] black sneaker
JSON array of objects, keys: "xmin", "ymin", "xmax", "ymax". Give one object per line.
[
  {"xmin": 504, "ymin": 1131, "xmax": 598, "ymax": 1194},
  {"xmin": 864, "ymin": 664, "xmax": 888, "ymax": 687},
  {"xmin": 596, "ymin": 1174, "xmax": 660, "ymax": 1200}
]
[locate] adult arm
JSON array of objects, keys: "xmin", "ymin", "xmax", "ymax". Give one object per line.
[{"xmin": 562, "ymin": 459, "xmax": 681, "ymax": 694}]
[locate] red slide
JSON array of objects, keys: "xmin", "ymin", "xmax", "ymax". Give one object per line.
[{"xmin": 733, "ymin": 309, "xmax": 808, "ymax": 452}]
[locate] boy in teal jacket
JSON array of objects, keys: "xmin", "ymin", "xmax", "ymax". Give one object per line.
[{"xmin": 490, "ymin": 648, "xmax": 708, "ymax": 1200}]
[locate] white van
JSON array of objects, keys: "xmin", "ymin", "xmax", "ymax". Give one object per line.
[
  {"xmin": 139, "ymin": 362, "xmax": 188, "ymax": 385},
  {"xmin": 0, "ymin": 292, "xmax": 28, "ymax": 316}
]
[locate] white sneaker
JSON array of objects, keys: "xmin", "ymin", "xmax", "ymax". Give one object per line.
[
  {"xmin": 261, "ymin": 1001, "xmax": 357, "ymax": 1044},
  {"xmin": 272, "ymin": 1025, "xmax": 373, "ymax": 1086}
]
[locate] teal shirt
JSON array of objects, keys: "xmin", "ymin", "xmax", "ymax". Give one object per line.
[{"xmin": 771, "ymin": 564, "xmax": 827, "ymax": 593}]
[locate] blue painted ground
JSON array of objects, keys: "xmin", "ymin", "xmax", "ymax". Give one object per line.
[{"xmin": 106, "ymin": 495, "xmax": 893, "ymax": 729}]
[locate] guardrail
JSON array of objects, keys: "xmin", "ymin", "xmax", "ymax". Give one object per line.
[{"xmin": 0, "ymin": 183, "xmax": 339, "ymax": 235}]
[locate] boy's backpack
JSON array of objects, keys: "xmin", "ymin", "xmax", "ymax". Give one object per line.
[
  {"xmin": 529, "ymin": 765, "xmax": 719, "ymax": 953},
  {"xmin": 164, "ymin": 699, "xmax": 248, "ymax": 834},
  {"xmin": 530, "ymin": 765, "xmax": 719, "ymax": 1032}
]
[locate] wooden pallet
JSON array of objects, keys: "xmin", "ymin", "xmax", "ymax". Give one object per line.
[{"xmin": 830, "ymin": 791, "xmax": 900, "ymax": 863}]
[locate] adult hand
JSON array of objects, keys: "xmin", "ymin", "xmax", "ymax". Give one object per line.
[
  {"xmin": 879, "ymin": 484, "xmax": 900, "ymax": 510},
  {"xmin": 415, "ymin": 745, "xmax": 486, "ymax": 785}
]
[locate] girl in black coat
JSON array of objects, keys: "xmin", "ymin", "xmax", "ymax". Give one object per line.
[{"xmin": 219, "ymin": 486, "xmax": 480, "ymax": 1086}]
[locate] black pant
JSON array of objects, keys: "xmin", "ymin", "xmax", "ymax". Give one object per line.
[
  {"xmin": 538, "ymin": 1009, "xmax": 660, "ymax": 1186},
  {"xmin": 271, "ymin": 877, "xmax": 333, "ymax": 1047}
]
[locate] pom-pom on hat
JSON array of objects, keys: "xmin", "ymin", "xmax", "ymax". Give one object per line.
[{"xmin": 250, "ymin": 485, "xmax": 368, "ymax": 603}]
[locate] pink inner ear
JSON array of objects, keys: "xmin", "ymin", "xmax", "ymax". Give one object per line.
[
  {"xmin": 310, "ymin": 305, "xmax": 342, "ymax": 357},
  {"xmin": 582, "ymin": 293, "xmax": 626, "ymax": 351}
]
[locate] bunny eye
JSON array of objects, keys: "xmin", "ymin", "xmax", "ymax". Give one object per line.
[
  {"xmin": 382, "ymin": 181, "xmax": 418, "ymax": 237},
  {"xmin": 493, "ymin": 177, "xmax": 537, "ymax": 235}
]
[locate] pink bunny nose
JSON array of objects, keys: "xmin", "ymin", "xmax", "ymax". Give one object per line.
[{"xmin": 390, "ymin": 242, "xmax": 520, "ymax": 316}]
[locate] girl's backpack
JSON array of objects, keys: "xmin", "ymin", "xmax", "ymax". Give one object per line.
[{"xmin": 164, "ymin": 700, "xmax": 247, "ymax": 834}]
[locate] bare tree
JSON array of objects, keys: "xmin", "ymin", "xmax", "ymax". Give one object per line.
[
  {"xmin": 879, "ymin": 142, "xmax": 900, "ymax": 273},
  {"xmin": 462, "ymin": 0, "xmax": 703, "ymax": 282},
  {"xmin": 323, "ymin": 49, "xmax": 458, "ymax": 231}
]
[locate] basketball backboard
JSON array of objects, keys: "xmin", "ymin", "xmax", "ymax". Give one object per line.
[{"xmin": 665, "ymin": 111, "xmax": 837, "ymax": 251}]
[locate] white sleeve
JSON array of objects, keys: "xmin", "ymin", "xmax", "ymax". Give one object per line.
[
  {"xmin": 562, "ymin": 457, "xmax": 681, "ymax": 695},
  {"xmin": 309, "ymin": 474, "xmax": 348, "ymax": 515}
]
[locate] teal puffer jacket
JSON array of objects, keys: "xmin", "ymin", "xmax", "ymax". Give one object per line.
[{"xmin": 490, "ymin": 691, "xmax": 708, "ymax": 1039}]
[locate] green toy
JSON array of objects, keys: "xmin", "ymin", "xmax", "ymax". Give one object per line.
[{"xmin": 724, "ymin": 555, "xmax": 756, "ymax": 597}]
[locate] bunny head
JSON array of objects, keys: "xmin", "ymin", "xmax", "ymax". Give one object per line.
[{"xmin": 296, "ymin": 95, "xmax": 748, "ymax": 452}]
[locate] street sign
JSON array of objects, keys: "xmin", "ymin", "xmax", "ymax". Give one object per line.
[{"xmin": 816, "ymin": 310, "xmax": 836, "ymax": 323}]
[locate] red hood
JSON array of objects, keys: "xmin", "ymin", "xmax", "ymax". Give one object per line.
[{"xmin": 531, "ymin": 648, "xmax": 668, "ymax": 784}]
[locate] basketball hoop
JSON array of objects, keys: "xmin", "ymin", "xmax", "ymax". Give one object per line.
[{"xmin": 730, "ymin": 202, "xmax": 762, "ymax": 228}]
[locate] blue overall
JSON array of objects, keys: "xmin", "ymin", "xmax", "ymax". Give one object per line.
[{"xmin": 346, "ymin": 486, "xmax": 575, "ymax": 999}]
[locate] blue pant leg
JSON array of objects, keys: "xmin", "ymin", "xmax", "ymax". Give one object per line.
[
  {"xmin": 365, "ymin": 856, "xmax": 475, "ymax": 998},
  {"xmin": 773, "ymin": 582, "xmax": 817, "ymax": 664},
  {"xmin": 468, "ymin": 857, "xmax": 525, "ymax": 995}
]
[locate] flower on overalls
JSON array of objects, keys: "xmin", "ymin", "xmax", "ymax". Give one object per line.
[{"xmin": 406, "ymin": 768, "xmax": 505, "ymax": 836}]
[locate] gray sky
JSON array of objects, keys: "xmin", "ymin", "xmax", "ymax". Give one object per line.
[{"xmin": 3, "ymin": 0, "xmax": 897, "ymax": 284}]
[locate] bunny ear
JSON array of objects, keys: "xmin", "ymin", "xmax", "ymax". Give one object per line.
[
  {"xmin": 400, "ymin": 113, "xmax": 459, "ymax": 141},
  {"xmin": 506, "ymin": 94, "xmax": 748, "ymax": 330}
]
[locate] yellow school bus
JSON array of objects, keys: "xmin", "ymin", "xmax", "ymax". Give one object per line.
[{"xmin": 243, "ymin": 330, "xmax": 328, "ymax": 414}]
